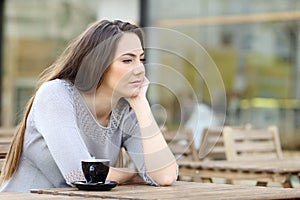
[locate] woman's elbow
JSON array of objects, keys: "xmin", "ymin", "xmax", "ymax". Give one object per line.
[{"xmin": 155, "ymin": 174, "xmax": 177, "ymax": 186}]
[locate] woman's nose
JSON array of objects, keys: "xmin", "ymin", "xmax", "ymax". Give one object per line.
[{"xmin": 133, "ymin": 64, "xmax": 145, "ymax": 75}]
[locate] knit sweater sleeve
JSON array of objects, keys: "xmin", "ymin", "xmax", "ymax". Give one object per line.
[{"xmin": 31, "ymin": 80, "xmax": 92, "ymax": 185}]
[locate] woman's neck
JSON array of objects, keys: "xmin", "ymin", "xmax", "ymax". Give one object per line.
[{"xmin": 81, "ymin": 87, "xmax": 120, "ymax": 127}]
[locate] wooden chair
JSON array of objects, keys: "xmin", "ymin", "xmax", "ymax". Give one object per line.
[
  {"xmin": 0, "ymin": 127, "xmax": 16, "ymax": 160},
  {"xmin": 0, "ymin": 127, "xmax": 17, "ymax": 173},
  {"xmin": 179, "ymin": 125, "xmax": 294, "ymax": 187},
  {"xmin": 163, "ymin": 128, "xmax": 197, "ymax": 162},
  {"xmin": 163, "ymin": 128, "xmax": 199, "ymax": 181},
  {"xmin": 114, "ymin": 147, "xmax": 129, "ymax": 168},
  {"xmin": 0, "ymin": 127, "xmax": 17, "ymax": 138},
  {"xmin": 223, "ymin": 125, "xmax": 285, "ymax": 186},
  {"xmin": 223, "ymin": 125, "xmax": 283, "ymax": 161},
  {"xmin": 0, "ymin": 137, "xmax": 13, "ymax": 173},
  {"xmin": 197, "ymin": 126, "xmax": 248, "ymax": 183},
  {"xmin": 198, "ymin": 127, "xmax": 226, "ymax": 161},
  {"xmin": 0, "ymin": 139, "xmax": 11, "ymax": 159},
  {"xmin": 180, "ymin": 124, "xmax": 259, "ymax": 183},
  {"xmin": 198, "ymin": 124, "xmax": 253, "ymax": 161}
]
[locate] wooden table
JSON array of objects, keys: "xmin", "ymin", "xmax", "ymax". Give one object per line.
[
  {"xmin": 178, "ymin": 159, "xmax": 300, "ymax": 187},
  {"xmin": 1, "ymin": 181, "xmax": 300, "ymax": 199}
]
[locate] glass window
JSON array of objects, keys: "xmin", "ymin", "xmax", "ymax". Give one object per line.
[
  {"xmin": 3, "ymin": 0, "xmax": 100, "ymax": 125},
  {"xmin": 147, "ymin": 0, "xmax": 300, "ymax": 148}
]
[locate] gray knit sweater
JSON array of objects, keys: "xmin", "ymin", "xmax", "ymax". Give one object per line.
[{"xmin": 1, "ymin": 79, "xmax": 157, "ymax": 192}]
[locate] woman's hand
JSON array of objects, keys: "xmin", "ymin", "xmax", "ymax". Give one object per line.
[
  {"xmin": 126, "ymin": 77, "xmax": 150, "ymax": 110},
  {"xmin": 122, "ymin": 173, "xmax": 144, "ymax": 185},
  {"xmin": 107, "ymin": 167, "xmax": 143, "ymax": 184}
]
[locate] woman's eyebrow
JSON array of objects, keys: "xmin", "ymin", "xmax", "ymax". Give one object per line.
[{"xmin": 121, "ymin": 52, "xmax": 144, "ymax": 57}]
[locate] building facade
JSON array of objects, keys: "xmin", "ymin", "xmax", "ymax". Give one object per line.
[{"xmin": 2, "ymin": 0, "xmax": 300, "ymax": 148}]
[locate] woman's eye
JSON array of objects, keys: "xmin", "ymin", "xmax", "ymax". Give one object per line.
[
  {"xmin": 140, "ymin": 58, "xmax": 146, "ymax": 63},
  {"xmin": 122, "ymin": 59, "xmax": 132, "ymax": 63}
]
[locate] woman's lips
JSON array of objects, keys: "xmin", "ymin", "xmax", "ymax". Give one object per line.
[{"xmin": 130, "ymin": 80, "xmax": 142, "ymax": 86}]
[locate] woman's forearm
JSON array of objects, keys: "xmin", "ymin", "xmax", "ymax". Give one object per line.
[
  {"xmin": 107, "ymin": 167, "xmax": 142, "ymax": 184},
  {"xmin": 125, "ymin": 78, "xmax": 177, "ymax": 186},
  {"xmin": 130, "ymin": 100, "xmax": 178, "ymax": 185}
]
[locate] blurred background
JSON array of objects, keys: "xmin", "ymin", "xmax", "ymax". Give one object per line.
[{"xmin": 1, "ymin": 0, "xmax": 300, "ymax": 150}]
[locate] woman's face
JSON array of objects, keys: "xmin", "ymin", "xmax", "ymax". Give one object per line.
[{"xmin": 101, "ymin": 32, "xmax": 145, "ymax": 98}]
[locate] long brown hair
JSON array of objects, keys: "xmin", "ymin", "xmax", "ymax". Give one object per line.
[{"xmin": 0, "ymin": 19, "xmax": 144, "ymax": 183}]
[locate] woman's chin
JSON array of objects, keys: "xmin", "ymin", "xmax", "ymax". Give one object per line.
[
  {"xmin": 129, "ymin": 88, "xmax": 140, "ymax": 98},
  {"xmin": 130, "ymin": 92, "xmax": 139, "ymax": 98}
]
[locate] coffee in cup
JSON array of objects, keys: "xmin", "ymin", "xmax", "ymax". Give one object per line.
[{"xmin": 81, "ymin": 159, "xmax": 110, "ymax": 183}]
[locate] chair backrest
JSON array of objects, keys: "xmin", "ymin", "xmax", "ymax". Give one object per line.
[
  {"xmin": 0, "ymin": 139, "xmax": 11, "ymax": 159},
  {"xmin": 0, "ymin": 127, "xmax": 17, "ymax": 160},
  {"xmin": 198, "ymin": 127, "xmax": 226, "ymax": 161},
  {"xmin": 198, "ymin": 125, "xmax": 253, "ymax": 161},
  {"xmin": 223, "ymin": 125, "xmax": 283, "ymax": 161},
  {"xmin": 0, "ymin": 127, "xmax": 17, "ymax": 138},
  {"xmin": 163, "ymin": 128, "xmax": 198, "ymax": 161}
]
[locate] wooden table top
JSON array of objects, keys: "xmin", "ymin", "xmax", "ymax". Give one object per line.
[
  {"xmin": 178, "ymin": 159, "xmax": 300, "ymax": 173},
  {"xmin": 0, "ymin": 181, "xmax": 299, "ymax": 200}
]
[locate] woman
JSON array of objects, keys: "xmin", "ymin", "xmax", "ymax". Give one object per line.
[{"xmin": 0, "ymin": 20, "xmax": 178, "ymax": 192}]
